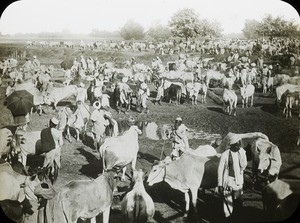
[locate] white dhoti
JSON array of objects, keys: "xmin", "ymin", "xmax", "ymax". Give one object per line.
[
  {"xmin": 140, "ymin": 93, "xmax": 148, "ymax": 108},
  {"xmin": 156, "ymin": 86, "xmax": 164, "ymax": 100},
  {"xmin": 222, "ymin": 176, "xmax": 243, "ymax": 217},
  {"xmin": 120, "ymin": 91, "xmax": 128, "ymax": 104}
]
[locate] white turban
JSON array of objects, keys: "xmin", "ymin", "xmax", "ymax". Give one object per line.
[{"xmin": 227, "ymin": 132, "xmax": 241, "ymax": 145}]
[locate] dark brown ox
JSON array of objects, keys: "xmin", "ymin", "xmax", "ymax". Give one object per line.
[{"xmin": 166, "ymin": 84, "xmax": 182, "ymax": 104}]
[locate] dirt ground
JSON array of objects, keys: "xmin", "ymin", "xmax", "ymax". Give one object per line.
[{"xmin": 1, "ymin": 44, "xmax": 300, "ymax": 223}]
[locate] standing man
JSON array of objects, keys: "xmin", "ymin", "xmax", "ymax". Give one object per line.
[
  {"xmin": 218, "ymin": 133, "xmax": 248, "ymax": 221},
  {"xmin": 56, "ymin": 106, "xmax": 74, "ymax": 141},
  {"xmin": 137, "ymin": 77, "xmax": 150, "ymax": 113},
  {"xmin": 41, "ymin": 117, "xmax": 64, "ymax": 183},
  {"xmin": 154, "ymin": 78, "xmax": 164, "ymax": 105},
  {"xmin": 32, "ymin": 56, "xmax": 40, "ymax": 67},
  {"xmin": 170, "ymin": 117, "xmax": 190, "ymax": 160},
  {"xmin": 90, "ymin": 101, "xmax": 114, "ymax": 149},
  {"xmin": 76, "ymin": 82, "xmax": 88, "ymax": 103}
]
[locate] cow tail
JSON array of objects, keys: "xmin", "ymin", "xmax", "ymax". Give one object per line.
[
  {"xmin": 53, "ymin": 160, "xmax": 59, "ymax": 183},
  {"xmin": 101, "ymin": 149, "xmax": 107, "ymax": 173},
  {"xmin": 133, "ymin": 194, "xmax": 147, "ymax": 223}
]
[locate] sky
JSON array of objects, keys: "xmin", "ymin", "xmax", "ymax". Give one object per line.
[{"xmin": 0, "ymin": 0, "xmax": 299, "ymax": 35}]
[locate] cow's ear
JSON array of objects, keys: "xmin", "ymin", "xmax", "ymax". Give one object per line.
[
  {"xmin": 266, "ymin": 146, "xmax": 272, "ymax": 154},
  {"xmin": 30, "ymin": 174, "xmax": 37, "ymax": 181},
  {"xmin": 21, "ymin": 138, "xmax": 26, "ymax": 144},
  {"xmin": 153, "ymin": 160, "xmax": 159, "ymax": 165}
]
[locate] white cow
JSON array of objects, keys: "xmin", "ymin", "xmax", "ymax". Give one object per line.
[
  {"xmin": 251, "ymin": 138, "xmax": 282, "ymax": 184},
  {"xmin": 273, "ymin": 74, "xmax": 290, "ymax": 86},
  {"xmin": 99, "ymin": 125, "xmax": 142, "ymax": 181},
  {"xmin": 0, "ymin": 128, "xmax": 14, "ymax": 159},
  {"xmin": 11, "ymin": 130, "xmax": 41, "ymax": 166},
  {"xmin": 121, "ymin": 169, "xmax": 155, "ymax": 223},
  {"xmin": 186, "ymin": 82, "xmax": 207, "ymax": 104},
  {"xmin": 187, "ymin": 145, "xmax": 218, "ymax": 157},
  {"xmin": 281, "ymin": 90, "xmax": 300, "ymax": 119},
  {"xmin": 66, "ymin": 102, "xmax": 90, "ymax": 141},
  {"xmin": 36, "ymin": 171, "xmax": 117, "ymax": 223},
  {"xmin": 275, "ymin": 84, "xmax": 300, "ymax": 103},
  {"xmin": 0, "ymin": 162, "xmax": 40, "ymax": 203},
  {"xmin": 43, "ymin": 85, "xmax": 78, "ymax": 109},
  {"xmin": 222, "ymin": 76, "xmax": 236, "ymax": 90},
  {"xmin": 288, "ymin": 76, "xmax": 300, "ymax": 85},
  {"xmin": 206, "ymin": 70, "xmax": 225, "ymax": 87},
  {"xmin": 223, "ymin": 88, "xmax": 237, "ymax": 116},
  {"xmin": 32, "ymin": 88, "xmax": 49, "ymax": 115},
  {"xmin": 240, "ymin": 84, "xmax": 255, "ymax": 108}
]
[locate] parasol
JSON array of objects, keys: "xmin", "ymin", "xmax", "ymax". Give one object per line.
[{"xmin": 6, "ymin": 90, "xmax": 34, "ymax": 116}]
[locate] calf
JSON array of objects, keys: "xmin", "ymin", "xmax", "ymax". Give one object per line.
[
  {"xmin": 121, "ymin": 169, "xmax": 155, "ymax": 223},
  {"xmin": 223, "ymin": 88, "xmax": 237, "ymax": 116}
]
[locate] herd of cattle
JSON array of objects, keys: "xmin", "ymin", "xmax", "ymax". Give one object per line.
[
  {"xmin": 25, "ymin": 36, "xmax": 299, "ymax": 57},
  {"xmin": 0, "ymin": 36, "xmax": 300, "ymax": 222}
]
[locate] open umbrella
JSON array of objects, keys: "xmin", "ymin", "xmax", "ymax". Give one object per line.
[{"xmin": 6, "ymin": 90, "xmax": 34, "ymax": 116}]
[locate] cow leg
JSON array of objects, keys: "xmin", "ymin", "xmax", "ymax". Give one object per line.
[
  {"xmin": 19, "ymin": 152, "xmax": 27, "ymax": 167},
  {"xmin": 242, "ymin": 99, "xmax": 245, "ymax": 108},
  {"xmin": 233, "ymin": 106, "xmax": 237, "ymax": 117},
  {"xmin": 250, "ymin": 95, "xmax": 254, "ymax": 107},
  {"xmin": 289, "ymin": 100, "xmax": 292, "ymax": 118},
  {"xmin": 131, "ymin": 156, "xmax": 137, "ymax": 171},
  {"xmin": 183, "ymin": 192, "xmax": 190, "ymax": 217},
  {"xmin": 90, "ymin": 217, "xmax": 96, "ymax": 223},
  {"xmin": 121, "ymin": 166, "xmax": 127, "ymax": 181},
  {"xmin": 283, "ymin": 107, "xmax": 287, "ymax": 116},
  {"xmin": 66, "ymin": 126, "xmax": 72, "ymax": 142},
  {"xmin": 190, "ymin": 187, "xmax": 199, "ymax": 215},
  {"xmin": 75, "ymin": 129, "xmax": 80, "ymax": 141},
  {"xmin": 38, "ymin": 105, "xmax": 43, "ymax": 115},
  {"xmin": 102, "ymin": 207, "xmax": 111, "ymax": 223}
]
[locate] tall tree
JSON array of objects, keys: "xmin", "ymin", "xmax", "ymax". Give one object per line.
[
  {"xmin": 120, "ymin": 20, "xmax": 145, "ymax": 40},
  {"xmin": 147, "ymin": 23, "xmax": 172, "ymax": 40},
  {"xmin": 242, "ymin": 19, "xmax": 260, "ymax": 39},
  {"xmin": 199, "ymin": 19, "xmax": 223, "ymax": 37},
  {"xmin": 257, "ymin": 14, "xmax": 299, "ymax": 38},
  {"xmin": 169, "ymin": 8, "xmax": 201, "ymax": 41}
]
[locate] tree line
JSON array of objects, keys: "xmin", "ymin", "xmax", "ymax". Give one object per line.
[
  {"xmin": 120, "ymin": 8, "xmax": 299, "ymax": 41},
  {"xmin": 2, "ymin": 8, "xmax": 299, "ymax": 41}
]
